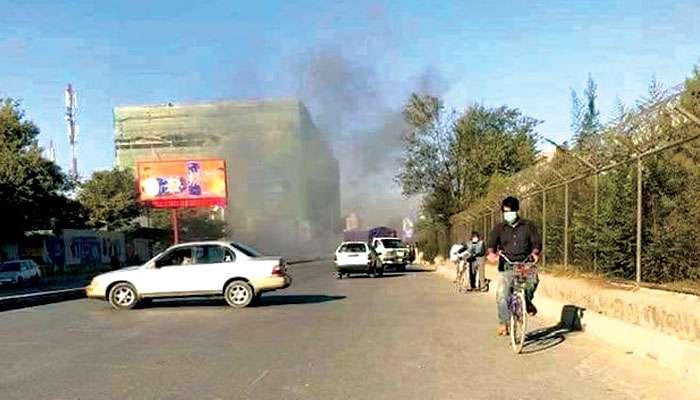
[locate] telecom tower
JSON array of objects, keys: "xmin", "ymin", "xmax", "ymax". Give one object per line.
[
  {"xmin": 46, "ymin": 139, "xmax": 56, "ymax": 162},
  {"xmin": 64, "ymin": 84, "xmax": 78, "ymax": 177}
]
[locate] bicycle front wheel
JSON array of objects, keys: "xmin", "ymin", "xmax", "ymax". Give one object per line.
[{"xmin": 510, "ymin": 290, "xmax": 527, "ymax": 354}]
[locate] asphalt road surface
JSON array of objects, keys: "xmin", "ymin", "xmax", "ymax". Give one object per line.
[{"xmin": 1, "ymin": 261, "xmax": 697, "ymax": 400}]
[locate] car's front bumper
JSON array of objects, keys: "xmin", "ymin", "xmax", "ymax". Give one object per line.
[
  {"xmin": 379, "ymin": 256, "xmax": 407, "ymax": 264},
  {"xmin": 85, "ymin": 283, "xmax": 106, "ymax": 300}
]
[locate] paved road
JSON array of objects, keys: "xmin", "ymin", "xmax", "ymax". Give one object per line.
[{"xmin": 0, "ymin": 261, "xmax": 697, "ymax": 400}]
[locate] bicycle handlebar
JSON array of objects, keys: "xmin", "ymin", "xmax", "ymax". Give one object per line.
[{"xmin": 499, "ymin": 252, "xmax": 537, "ymax": 266}]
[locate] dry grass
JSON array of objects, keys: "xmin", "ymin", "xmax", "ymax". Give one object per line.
[{"xmin": 542, "ymin": 263, "xmax": 700, "ymax": 296}]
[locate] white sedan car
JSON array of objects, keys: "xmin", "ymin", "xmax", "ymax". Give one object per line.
[
  {"xmin": 86, "ymin": 241, "xmax": 291, "ymax": 310},
  {"xmin": 0, "ymin": 259, "xmax": 42, "ymax": 286},
  {"xmin": 334, "ymin": 241, "xmax": 381, "ymax": 278}
]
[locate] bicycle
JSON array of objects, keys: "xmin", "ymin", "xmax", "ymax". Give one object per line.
[
  {"xmin": 454, "ymin": 256, "xmax": 470, "ymax": 293},
  {"xmin": 501, "ymin": 253, "xmax": 537, "ymax": 354}
]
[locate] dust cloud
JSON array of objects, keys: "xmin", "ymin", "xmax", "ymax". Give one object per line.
[{"xmin": 295, "ymin": 48, "xmax": 448, "ymax": 229}]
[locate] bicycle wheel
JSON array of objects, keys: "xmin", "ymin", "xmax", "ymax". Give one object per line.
[{"xmin": 510, "ymin": 290, "xmax": 527, "ymax": 354}]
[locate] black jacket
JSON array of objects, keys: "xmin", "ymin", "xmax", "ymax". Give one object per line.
[{"xmin": 486, "ymin": 219, "xmax": 541, "ymax": 271}]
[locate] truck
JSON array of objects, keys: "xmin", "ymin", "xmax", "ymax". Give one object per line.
[
  {"xmin": 343, "ymin": 226, "xmax": 398, "ymax": 242},
  {"xmin": 343, "ymin": 229, "xmax": 370, "ymax": 242},
  {"xmin": 341, "ymin": 227, "xmax": 410, "ymax": 271},
  {"xmin": 367, "ymin": 227, "xmax": 410, "ymax": 272}
]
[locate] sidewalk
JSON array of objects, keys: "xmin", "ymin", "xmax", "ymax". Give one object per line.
[{"xmin": 430, "ymin": 260, "xmax": 700, "ymax": 385}]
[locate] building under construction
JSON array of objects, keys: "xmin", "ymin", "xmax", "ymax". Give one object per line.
[{"xmin": 113, "ymin": 99, "xmax": 340, "ymax": 257}]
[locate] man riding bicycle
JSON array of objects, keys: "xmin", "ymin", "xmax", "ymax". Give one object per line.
[{"xmin": 486, "ymin": 196, "xmax": 541, "ymax": 336}]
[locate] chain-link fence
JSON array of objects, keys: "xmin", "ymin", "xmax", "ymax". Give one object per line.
[{"xmin": 451, "ymin": 84, "xmax": 700, "ymax": 291}]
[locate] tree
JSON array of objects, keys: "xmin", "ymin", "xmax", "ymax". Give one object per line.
[
  {"xmin": 637, "ymin": 75, "xmax": 665, "ymax": 108},
  {"xmin": 680, "ymin": 65, "xmax": 700, "ymax": 115},
  {"xmin": 397, "ymin": 94, "xmax": 461, "ymax": 230},
  {"xmin": 571, "ymin": 75, "xmax": 602, "ymax": 150},
  {"xmin": 453, "ymin": 104, "xmax": 539, "ymax": 206},
  {"xmin": 397, "ymin": 94, "xmax": 539, "ymax": 259},
  {"xmin": 77, "ymin": 167, "xmax": 142, "ymax": 231},
  {"xmin": 0, "ymin": 99, "xmax": 74, "ymax": 242}
]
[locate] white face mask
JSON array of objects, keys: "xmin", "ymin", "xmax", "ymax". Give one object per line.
[{"xmin": 503, "ymin": 211, "xmax": 518, "ymax": 224}]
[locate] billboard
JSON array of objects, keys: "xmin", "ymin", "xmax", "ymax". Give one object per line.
[{"xmin": 137, "ymin": 159, "xmax": 228, "ymax": 208}]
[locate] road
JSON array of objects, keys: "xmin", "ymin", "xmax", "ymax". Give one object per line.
[{"xmin": 0, "ymin": 261, "xmax": 697, "ymax": 400}]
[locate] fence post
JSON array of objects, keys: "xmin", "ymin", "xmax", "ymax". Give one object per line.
[
  {"xmin": 636, "ymin": 156, "xmax": 643, "ymax": 284},
  {"xmin": 542, "ymin": 190, "xmax": 547, "ymax": 268},
  {"xmin": 593, "ymin": 173, "xmax": 599, "ymax": 272},
  {"xmin": 564, "ymin": 182, "xmax": 569, "ymax": 268}
]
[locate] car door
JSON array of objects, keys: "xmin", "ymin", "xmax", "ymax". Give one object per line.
[
  {"xmin": 186, "ymin": 245, "xmax": 237, "ymax": 293},
  {"xmin": 21, "ymin": 262, "xmax": 32, "ymax": 280},
  {"xmin": 26, "ymin": 261, "xmax": 40, "ymax": 279},
  {"xmin": 138, "ymin": 246, "xmax": 196, "ymax": 295}
]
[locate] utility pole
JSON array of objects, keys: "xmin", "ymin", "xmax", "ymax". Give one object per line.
[{"xmin": 64, "ymin": 84, "xmax": 78, "ymax": 178}]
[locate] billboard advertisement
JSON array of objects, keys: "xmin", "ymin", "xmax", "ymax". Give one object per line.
[{"xmin": 137, "ymin": 159, "xmax": 227, "ymax": 208}]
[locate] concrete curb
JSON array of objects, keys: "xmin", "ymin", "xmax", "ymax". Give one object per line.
[
  {"xmin": 0, "ymin": 287, "xmax": 85, "ymax": 312},
  {"xmin": 432, "ymin": 262, "xmax": 700, "ymax": 385}
]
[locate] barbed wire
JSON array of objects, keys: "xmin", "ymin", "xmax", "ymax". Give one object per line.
[{"xmin": 454, "ymin": 82, "xmax": 698, "ymax": 222}]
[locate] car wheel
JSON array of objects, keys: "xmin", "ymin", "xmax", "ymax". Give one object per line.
[
  {"xmin": 108, "ymin": 283, "xmax": 138, "ymax": 310},
  {"xmin": 369, "ymin": 264, "xmax": 379, "ymax": 278},
  {"xmin": 224, "ymin": 281, "xmax": 254, "ymax": 309},
  {"xmin": 397, "ymin": 264, "xmax": 407, "ymax": 272},
  {"xmin": 336, "ymin": 272, "xmax": 344, "ymax": 279},
  {"xmin": 376, "ymin": 260, "xmax": 384, "ymax": 275}
]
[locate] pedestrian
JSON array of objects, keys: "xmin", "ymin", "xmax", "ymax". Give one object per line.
[
  {"xmin": 465, "ymin": 232, "xmax": 485, "ymax": 291},
  {"xmin": 486, "ymin": 196, "xmax": 542, "ymax": 336},
  {"xmin": 449, "ymin": 241, "xmax": 465, "ymax": 283}
]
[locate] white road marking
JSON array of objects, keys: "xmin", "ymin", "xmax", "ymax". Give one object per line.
[{"xmin": 0, "ymin": 287, "xmax": 84, "ymax": 301}]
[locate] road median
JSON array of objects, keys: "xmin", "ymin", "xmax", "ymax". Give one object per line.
[{"xmin": 0, "ymin": 287, "xmax": 85, "ymax": 312}]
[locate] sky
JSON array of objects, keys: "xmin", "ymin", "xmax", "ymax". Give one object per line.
[{"xmin": 1, "ymin": 0, "xmax": 699, "ymax": 177}]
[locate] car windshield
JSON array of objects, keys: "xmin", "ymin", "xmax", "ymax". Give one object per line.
[
  {"xmin": 381, "ymin": 239, "xmax": 405, "ymax": 249},
  {"xmin": 339, "ymin": 243, "xmax": 367, "ymax": 253},
  {"xmin": 0, "ymin": 262, "xmax": 21, "ymax": 272},
  {"xmin": 231, "ymin": 242, "xmax": 264, "ymax": 257}
]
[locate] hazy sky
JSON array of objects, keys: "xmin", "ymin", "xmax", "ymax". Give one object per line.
[{"xmin": 1, "ymin": 0, "xmax": 699, "ymax": 176}]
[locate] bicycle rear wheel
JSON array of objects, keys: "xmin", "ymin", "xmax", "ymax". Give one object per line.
[
  {"xmin": 510, "ymin": 291, "xmax": 527, "ymax": 354},
  {"xmin": 459, "ymin": 270, "xmax": 470, "ymax": 293}
]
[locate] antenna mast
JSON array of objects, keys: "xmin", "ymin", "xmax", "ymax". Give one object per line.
[{"xmin": 64, "ymin": 84, "xmax": 78, "ymax": 177}]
